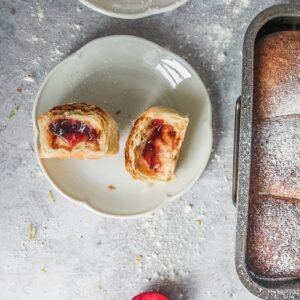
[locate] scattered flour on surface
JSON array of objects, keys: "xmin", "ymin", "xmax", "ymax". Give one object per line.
[
  {"xmin": 222, "ymin": 0, "xmax": 249, "ymax": 15},
  {"xmin": 207, "ymin": 24, "xmax": 232, "ymax": 50},
  {"xmin": 184, "ymin": 204, "xmax": 192, "ymax": 213},
  {"xmin": 232, "ymin": 0, "xmax": 249, "ymax": 15},
  {"xmin": 73, "ymin": 23, "xmax": 83, "ymax": 31},
  {"xmin": 49, "ymin": 48, "xmax": 64, "ymax": 62},
  {"xmin": 222, "ymin": 0, "xmax": 234, "ymax": 5},
  {"xmin": 217, "ymin": 52, "xmax": 226, "ymax": 64},
  {"xmin": 26, "ymin": 34, "xmax": 39, "ymax": 43},
  {"xmin": 32, "ymin": 56, "xmax": 42, "ymax": 65},
  {"xmin": 203, "ymin": 24, "xmax": 232, "ymax": 67},
  {"xmin": 23, "ymin": 75, "xmax": 35, "ymax": 83},
  {"xmin": 31, "ymin": 3, "xmax": 45, "ymax": 22}
]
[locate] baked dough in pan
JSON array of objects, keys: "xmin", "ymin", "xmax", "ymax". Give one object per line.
[
  {"xmin": 254, "ymin": 31, "xmax": 300, "ymax": 119},
  {"xmin": 251, "ymin": 117, "xmax": 300, "ymax": 199},
  {"xmin": 247, "ymin": 194, "xmax": 300, "ymax": 278}
]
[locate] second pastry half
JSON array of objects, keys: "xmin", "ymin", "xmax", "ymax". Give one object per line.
[{"xmin": 125, "ymin": 106, "xmax": 189, "ymax": 182}]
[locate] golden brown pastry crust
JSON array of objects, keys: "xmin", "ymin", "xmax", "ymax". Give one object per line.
[
  {"xmin": 125, "ymin": 106, "xmax": 189, "ymax": 182},
  {"xmin": 254, "ymin": 31, "xmax": 300, "ymax": 119},
  {"xmin": 38, "ymin": 102, "xmax": 119, "ymax": 159}
]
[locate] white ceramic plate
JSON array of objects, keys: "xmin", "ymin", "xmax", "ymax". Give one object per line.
[
  {"xmin": 33, "ymin": 35, "xmax": 212, "ymax": 218},
  {"xmin": 79, "ymin": 0, "xmax": 189, "ymax": 19}
]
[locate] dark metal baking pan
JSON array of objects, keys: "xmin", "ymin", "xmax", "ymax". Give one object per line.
[{"xmin": 233, "ymin": 4, "xmax": 300, "ymax": 299}]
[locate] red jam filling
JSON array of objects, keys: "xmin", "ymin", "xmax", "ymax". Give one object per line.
[
  {"xmin": 143, "ymin": 119, "xmax": 176, "ymax": 171},
  {"xmin": 49, "ymin": 118, "xmax": 98, "ymax": 147}
]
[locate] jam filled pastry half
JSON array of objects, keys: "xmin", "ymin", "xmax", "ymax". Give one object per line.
[
  {"xmin": 38, "ymin": 102, "xmax": 119, "ymax": 159},
  {"xmin": 125, "ymin": 106, "xmax": 189, "ymax": 182}
]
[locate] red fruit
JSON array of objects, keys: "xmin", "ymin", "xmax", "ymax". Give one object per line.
[{"xmin": 132, "ymin": 292, "xmax": 169, "ymax": 300}]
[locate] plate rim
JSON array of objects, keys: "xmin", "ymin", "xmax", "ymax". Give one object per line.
[
  {"xmin": 32, "ymin": 35, "xmax": 213, "ymax": 218},
  {"xmin": 79, "ymin": 0, "xmax": 189, "ymax": 19}
]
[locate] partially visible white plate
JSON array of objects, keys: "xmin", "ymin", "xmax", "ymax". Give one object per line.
[
  {"xmin": 33, "ymin": 35, "xmax": 212, "ymax": 218},
  {"xmin": 79, "ymin": 0, "xmax": 189, "ymax": 19}
]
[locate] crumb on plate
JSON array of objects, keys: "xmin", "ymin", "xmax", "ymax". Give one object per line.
[{"xmin": 108, "ymin": 185, "xmax": 116, "ymax": 191}]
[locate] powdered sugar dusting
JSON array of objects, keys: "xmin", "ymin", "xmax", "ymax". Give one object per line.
[
  {"xmin": 246, "ymin": 30, "xmax": 300, "ymax": 283},
  {"xmin": 247, "ymin": 195, "xmax": 300, "ymax": 278},
  {"xmin": 251, "ymin": 117, "xmax": 300, "ymax": 199},
  {"xmin": 255, "ymin": 79, "xmax": 300, "ymax": 119},
  {"xmin": 254, "ymin": 31, "xmax": 300, "ymax": 118}
]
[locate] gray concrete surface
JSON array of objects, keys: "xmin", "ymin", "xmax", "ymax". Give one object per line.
[{"xmin": 0, "ymin": 0, "xmax": 291, "ymax": 299}]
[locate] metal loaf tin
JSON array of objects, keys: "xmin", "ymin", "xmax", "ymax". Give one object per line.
[{"xmin": 233, "ymin": 4, "xmax": 300, "ymax": 299}]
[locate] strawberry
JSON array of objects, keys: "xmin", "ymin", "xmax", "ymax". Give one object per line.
[{"xmin": 132, "ymin": 292, "xmax": 169, "ymax": 300}]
